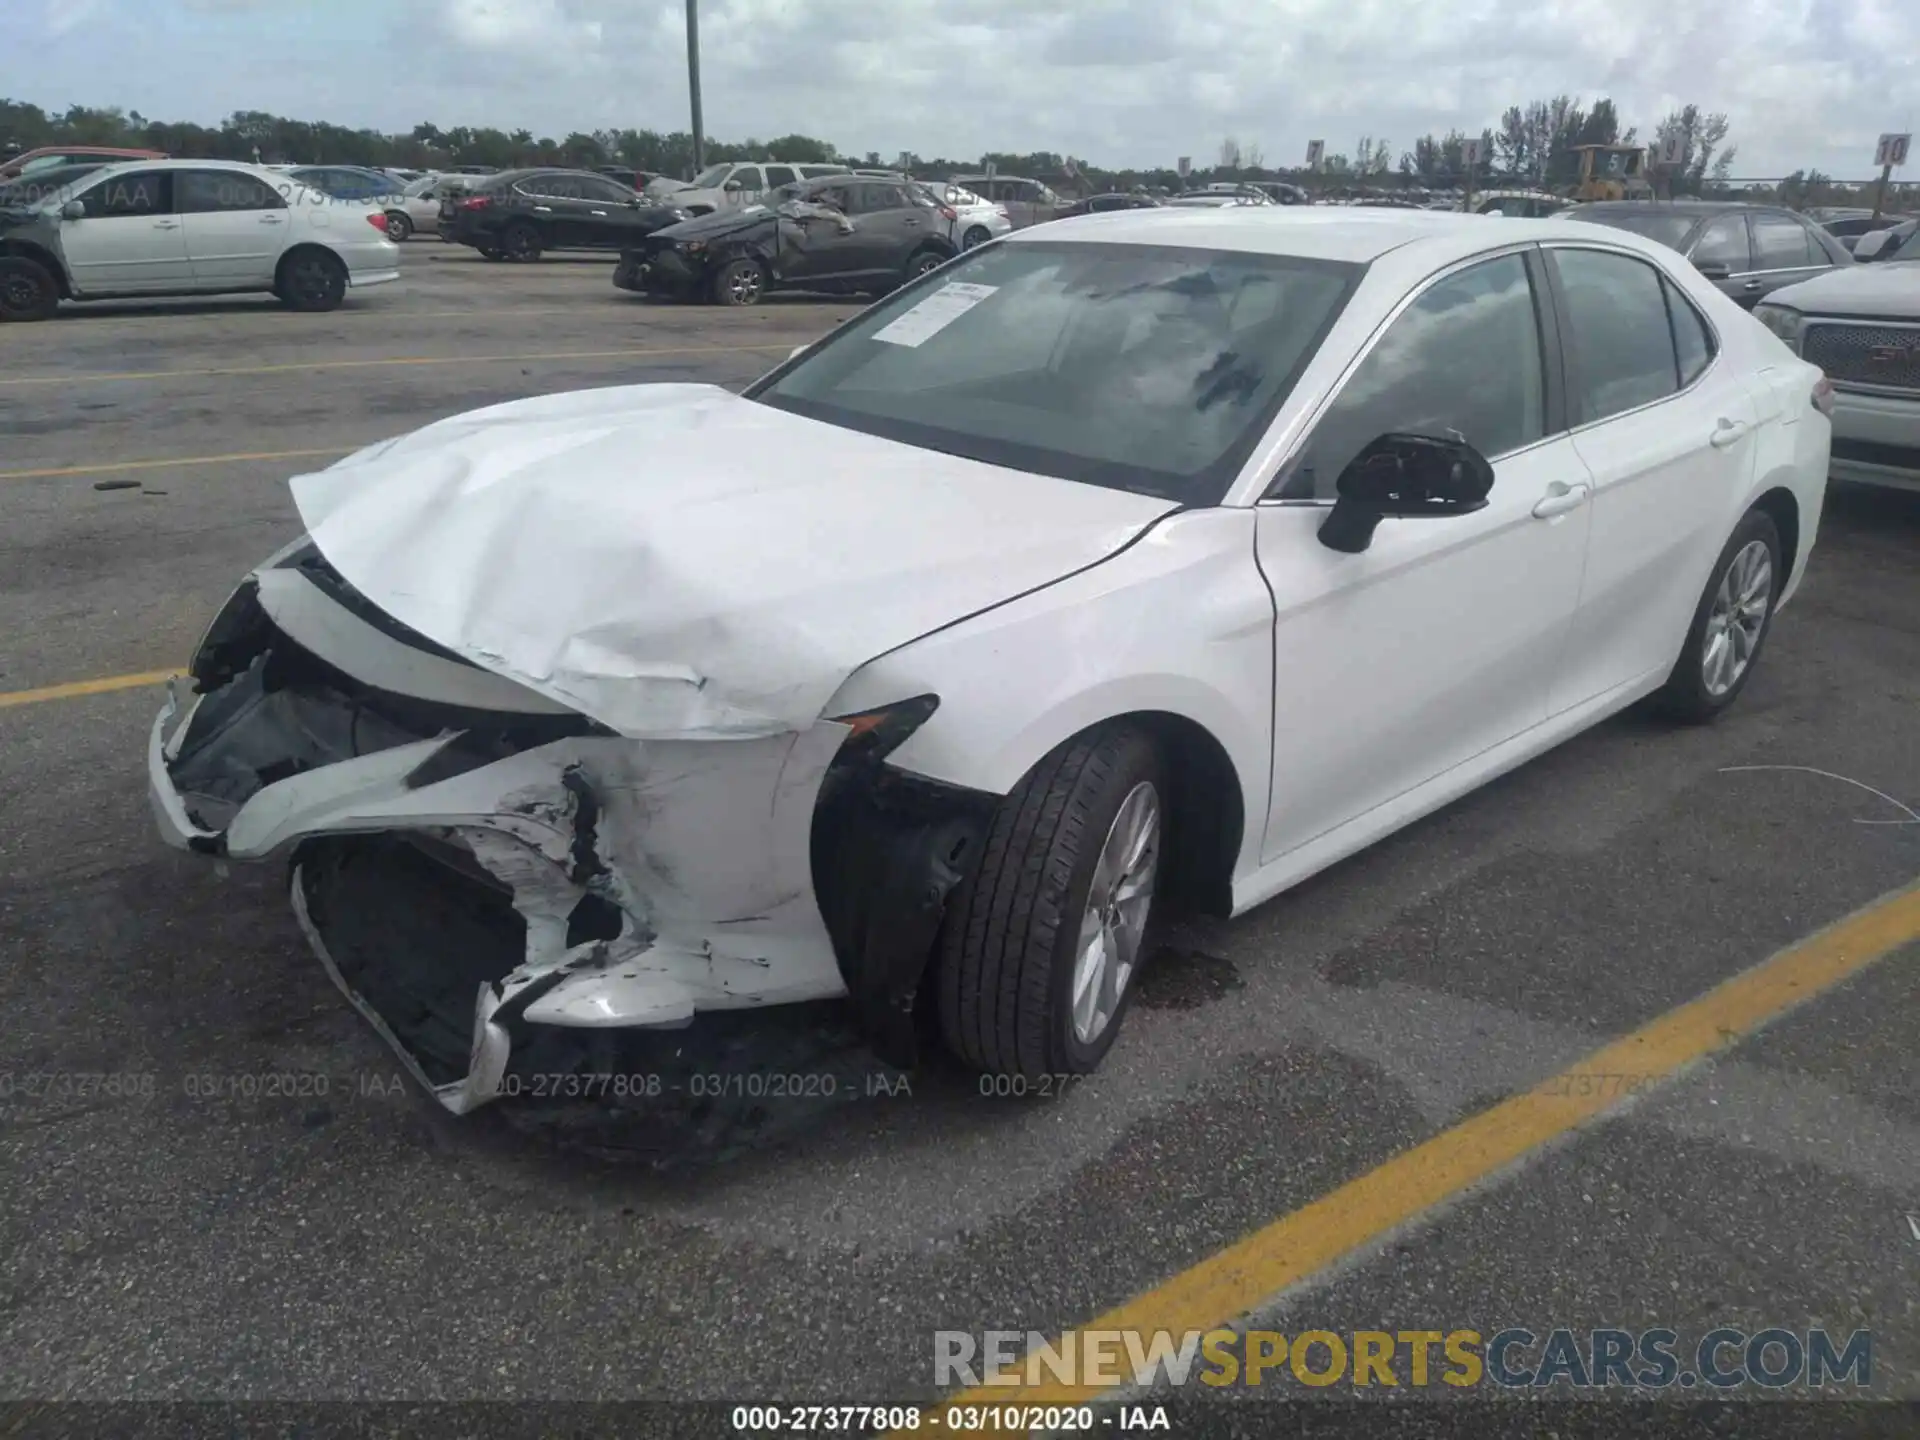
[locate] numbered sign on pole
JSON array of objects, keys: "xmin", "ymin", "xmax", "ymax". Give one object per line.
[
  {"xmin": 1461, "ymin": 138, "xmax": 1482, "ymax": 167},
  {"xmin": 1657, "ymin": 134, "xmax": 1685, "ymax": 166},
  {"xmin": 1177, "ymin": 156, "xmax": 1191, "ymax": 178},
  {"xmin": 1305, "ymin": 140, "xmax": 1325, "ymax": 170},
  {"xmin": 1877, "ymin": 133, "xmax": 1911, "ymax": 168}
]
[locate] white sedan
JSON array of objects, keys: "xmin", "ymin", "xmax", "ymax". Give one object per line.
[
  {"xmin": 921, "ymin": 181, "xmax": 1013, "ymax": 249},
  {"xmin": 147, "ymin": 208, "xmax": 1830, "ymax": 1113},
  {"xmin": 0, "ymin": 159, "xmax": 399, "ymax": 319}
]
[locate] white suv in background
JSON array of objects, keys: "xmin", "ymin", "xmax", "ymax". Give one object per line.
[
  {"xmin": 0, "ymin": 159, "xmax": 399, "ymax": 320},
  {"xmin": 1756, "ymin": 261, "xmax": 1920, "ymax": 493},
  {"xmin": 643, "ymin": 161, "xmax": 850, "ymax": 215}
]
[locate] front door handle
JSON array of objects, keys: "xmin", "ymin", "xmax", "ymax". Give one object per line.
[
  {"xmin": 1531, "ymin": 480, "xmax": 1591, "ymax": 519},
  {"xmin": 154, "ymin": 220, "xmax": 179, "ymax": 229},
  {"xmin": 1710, "ymin": 418, "xmax": 1752, "ymax": 448},
  {"xmin": 534, "ymin": 205, "xmax": 552, "ymax": 212},
  {"xmin": 259, "ymin": 215, "xmax": 283, "ymax": 224},
  {"xmin": 1742, "ymin": 278, "xmax": 1763, "ymax": 291}
]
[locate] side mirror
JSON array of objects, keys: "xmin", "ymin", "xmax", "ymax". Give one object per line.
[
  {"xmin": 1317, "ymin": 433, "xmax": 1495, "ymax": 553},
  {"xmin": 1852, "ymin": 230, "xmax": 1893, "ymax": 262},
  {"xmin": 61, "ymin": 199, "xmax": 84, "ymax": 220},
  {"xmin": 724, "ymin": 179, "xmax": 744, "ymax": 192},
  {"xmin": 1692, "ymin": 259, "xmax": 1732, "ymax": 280}
]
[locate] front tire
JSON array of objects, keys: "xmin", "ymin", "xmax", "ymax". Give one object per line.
[
  {"xmin": 710, "ymin": 257, "xmax": 766, "ymax": 306},
  {"xmin": 1653, "ymin": 509, "xmax": 1782, "ymax": 723},
  {"xmin": 0, "ymin": 256, "xmax": 59, "ymax": 322},
  {"xmin": 937, "ymin": 726, "xmax": 1164, "ymax": 1079},
  {"xmin": 276, "ymin": 250, "xmax": 347, "ymax": 312}
]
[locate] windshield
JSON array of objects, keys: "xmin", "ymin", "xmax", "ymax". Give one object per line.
[
  {"xmin": 749, "ymin": 240, "xmax": 1360, "ymax": 505},
  {"xmin": 1574, "ymin": 210, "xmax": 1700, "ymax": 251},
  {"xmin": 0, "ymin": 165, "xmax": 101, "ymax": 206},
  {"xmin": 690, "ymin": 164, "xmax": 733, "ymax": 189}
]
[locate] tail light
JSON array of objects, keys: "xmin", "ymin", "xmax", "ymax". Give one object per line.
[
  {"xmin": 938, "ymin": 204, "xmax": 957, "ymax": 221},
  {"xmin": 458, "ymin": 195, "xmax": 492, "ymax": 211},
  {"xmin": 1812, "ymin": 376, "xmax": 1835, "ymax": 418},
  {"xmin": 366, "ymin": 212, "xmax": 388, "ymax": 232}
]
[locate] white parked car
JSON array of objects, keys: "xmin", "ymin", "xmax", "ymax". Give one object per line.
[
  {"xmin": 0, "ymin": 159, "xmax": 399, "ymax": 319},
  {"xmin": 1756, "ymin": 260, "xmax": 1920, "ymax": 493},
  {"xmin": 642, "ymin": 161, "xmax": 850, "ymax": 215},
  {"xmin": 921, "ymin": 181, "xmax": 1012, "ymax": 249},
  {"xmin": 147, "ymin": 208, "xmax": 1829, "ymax": 1113}
]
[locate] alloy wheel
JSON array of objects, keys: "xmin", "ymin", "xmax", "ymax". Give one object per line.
[
  {"xmin": 1702, "ymin": 539, "xmax": 1773, "ymax": 697},
  {"xmin": 1068, "ymin": 781, "xmax": 1160, "ymax": 1045}
]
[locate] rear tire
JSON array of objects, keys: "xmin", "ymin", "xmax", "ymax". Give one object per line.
[
  {"xmin": 962, "ymin": 225, "xmax": 992, "ymax": 249},
  {"xmin": 0, "ymin": 255, "xmax": 59, "ymax": 322},
  {"xmin": 276, "ymin": 249, "xmax": 347, "ymax": 312},
  {"xmin": 1653, "ymin": 509, "xmax": 1782, "ymax": 723},
  {"xmin": 500, "ymin": 221, "xmax": 543, "ymax": 262},
  {"xmin": 383, "ymin": 210, "xmax": 412, "ymax": 242},
  {"xmin": 937, "ymin": 726, "xmax": 1165, "ymax": 1079},
  {"xmin": 905, "ymin": 247, "xmax": 948, "ymax": 282}
]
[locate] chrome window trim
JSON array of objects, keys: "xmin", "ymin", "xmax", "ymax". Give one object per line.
[
  {"xmin": 1540, "ymin": 240, "xmax": 1724, "ymax": 437},
  {"xmin": 1256, "ymin": 241, "xmax": 1548, "ymax": 508}
]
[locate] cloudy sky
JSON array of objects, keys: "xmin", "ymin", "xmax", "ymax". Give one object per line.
[{"xmin": 5, "ymin": 0, "xmax": 1917, "ymax": 178}]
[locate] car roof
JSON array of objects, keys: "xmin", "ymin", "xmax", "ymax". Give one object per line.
[
  {"xmin": 1005, "ymin": 205, "xmax": 1693, "ymax": 266},
  {"xmin": 1577, "ymin": 200, "xmax": 1771, "ymax": 215}
]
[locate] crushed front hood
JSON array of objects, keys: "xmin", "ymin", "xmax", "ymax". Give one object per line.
[{"xmin": 289, "ymin": 384, "xmax": 1179, "ymax": 738}]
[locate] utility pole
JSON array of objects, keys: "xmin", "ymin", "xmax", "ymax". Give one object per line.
[{"xmin": 685, "ymin": 0, "xmax": 705, "ymax": 178}]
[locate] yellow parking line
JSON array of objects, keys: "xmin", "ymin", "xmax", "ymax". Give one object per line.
[
  {"xmin": 0, "ymin": 669, "xmax": 179, "ymax": 710},
  {"xmin": 0, "ymin": 447, "xmax": 352, "ymax": 481},
  {"xmin": 892, "ymin": 877, "xmax": 1920, "ymax": 1429},
  {"xmin": 0, "ymin": 342, "xmax": 791, "ymax": 387}
]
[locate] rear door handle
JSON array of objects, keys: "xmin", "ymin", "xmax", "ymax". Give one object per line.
[
  {"xmin": 258, "ymin": 215, "xmax": 282, "ymax": 224},
  {"xmin": 154, "ymin": 220, "xmax": 179, "ymax": 229},
  {"xmin": 1710, "ymin": 418, "xmax": 1752, "ymax": 448},
  {"xmin": 1532, "ymin": 480, "xmax": 1591, "ymax": 519},
  {"xmin": 1742, "ymin": 278, "xmax": 1763, "ymax": 291},
  {"xmin": 534, "ymin": 205, "xmax": 552, "ymax": 212}
]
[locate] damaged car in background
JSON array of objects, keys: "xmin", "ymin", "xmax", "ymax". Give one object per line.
[{"xmin": 150, "ymin": 209, "xmax": 1830, "ymax": 1116}]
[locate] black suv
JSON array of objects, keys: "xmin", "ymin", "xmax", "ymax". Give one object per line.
[
  {"xmin": 439, "ymin": 168, "xmax": 688, "ymax": 261},
  {"xmin": 1567, "ymin": 201, "xmax": 1851, "ymax": 308},
  {"xmin": 617, "ymin": 176, "xmax": 956, "ymax": 306}
]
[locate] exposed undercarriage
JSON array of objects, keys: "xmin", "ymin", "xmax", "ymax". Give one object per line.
[{"xmin": 150, "ymin": 542, "xmax": 996, "ymax": 1113}]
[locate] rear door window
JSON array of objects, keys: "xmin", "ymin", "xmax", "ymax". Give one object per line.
[
  {"xmin": 1688, "ymin": 216, "xmax": 1751, "ymax": 272},
  {"xmin": 1552, "ymin": 247, "xmax": 1682, "ymax": 423},
  {"xmin": 1749, "ymin": 213, "xmax": 1816, "ymax": 270},
  {"xmin": 178, "ymin": 170, "xmax": 287, "ymax": 213},
  {"xmin": 763, "ymin": 165, "xmax": 799, "ymax": 188}
]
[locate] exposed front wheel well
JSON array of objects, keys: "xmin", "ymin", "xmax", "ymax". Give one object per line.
[
  {"xmin": 0, "ymin": 240, "xmax": 70, "ymax": 297},
  {"xmin": 1123, "ymin": 712, "xmax": 1244, "ymax": 919}
]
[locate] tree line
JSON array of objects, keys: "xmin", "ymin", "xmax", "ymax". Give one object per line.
[{"xmin": 2, "ymin": 93, "xmax": 1900, "ymax": 209}]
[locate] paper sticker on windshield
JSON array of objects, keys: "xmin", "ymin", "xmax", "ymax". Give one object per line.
[{"xmin": 871, "ymin": 282, "xmax": 997, "ymax": 347}]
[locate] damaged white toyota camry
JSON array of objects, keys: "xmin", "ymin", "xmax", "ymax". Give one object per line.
[{"xmin": 149, "ymin": 207, "xmax": 1831, "ymax": 1114}]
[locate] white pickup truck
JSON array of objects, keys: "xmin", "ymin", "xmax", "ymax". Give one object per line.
[{"xmin": 1755, "ymin": 257, "xmax": 1920, "ymax": 494}]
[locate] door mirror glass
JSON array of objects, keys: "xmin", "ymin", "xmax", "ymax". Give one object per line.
[
  {"xmin": 1318, "ymin": 433, "xmax": 1494, "ymax": 553},
  {"xmin": 61, "ymin": 199, "xmax": 85, "ymax": 220}
]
